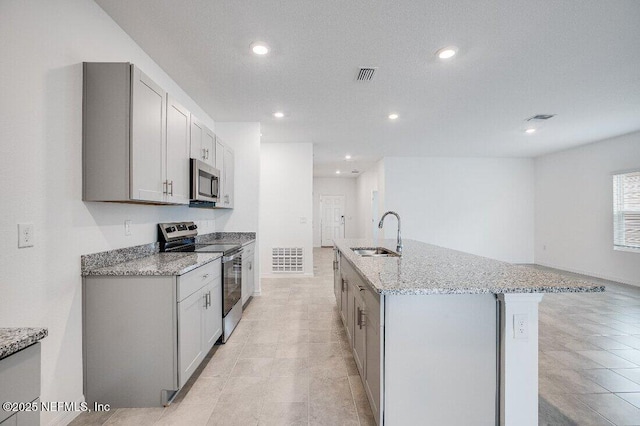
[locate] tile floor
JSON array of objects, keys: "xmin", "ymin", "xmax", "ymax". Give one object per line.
[
  {"xmin": 70, "ymin": 249, "xmax": 640, "ymax": 425},
  {"xmin": 536, "ymin": 266, "xmax": 640, "ymax": 425}
]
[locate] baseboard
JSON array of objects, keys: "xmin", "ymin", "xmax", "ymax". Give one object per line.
[
  {"xmin": 260, "ymin": 272, "xmax": 314, "ymax": 278},
  {"xmin": 534, "ymin": 261, "xmax": 640, "ymax": 287},
  {"xmin": 46, "ymin": 395, "xmax": 86, "ymax": 426}
]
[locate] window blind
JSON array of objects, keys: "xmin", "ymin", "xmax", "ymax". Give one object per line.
[{"xmin": 613, "ymin": 171, "xmax": 640, "ymax": 250}]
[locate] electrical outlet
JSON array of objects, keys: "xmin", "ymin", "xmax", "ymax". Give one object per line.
[
  {"xmin": 124, "ymin": 220, "xmax": 132, "ymax": 236},
  {"xmin": 514, "ymin": 314, "xmax": 529, "ymax": 339},
  {"xmin": 18, "ymin": 223, "xmax": 35, "ymax": 248}
]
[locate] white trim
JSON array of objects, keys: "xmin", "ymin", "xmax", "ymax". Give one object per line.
[
  {"xmin": 534, "ymin": 261, "xmax": 640, "ymax": 287},
  {"xmin": 46, "ymin": 395, "xmax": 86, "ymax": 426},
  {"xmin": 614, "ymin": 245, "xmax": 640, "ymax": 254}
]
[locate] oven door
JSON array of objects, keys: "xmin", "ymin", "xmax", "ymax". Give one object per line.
[
  {"xmin": 222, "ymin": 250, "xmax": 242, "ymax": 316},
  {"xmin": 191, "ymin": 158, "xmax": 220, "ymax": 203}
]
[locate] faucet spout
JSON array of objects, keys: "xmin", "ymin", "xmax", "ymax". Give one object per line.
[{"xmin": 378, "ymin": 211, "xmax": 402, "ymax": 254}]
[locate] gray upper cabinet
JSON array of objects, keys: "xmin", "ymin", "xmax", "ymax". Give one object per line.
[
  {"xmin": 166, "ymin": 96, "xmax": 191, "ymax": 204},
  {"xmin": 83, "ymin": 62, "xmax": 188, "ymax": 205},
  {"xmin": 190, "ymin": 115, "xmax": 215, "ymax": 167},
  {"xmin": 214, "ymin": 138, "xmax": 234, "ymax": 209}
]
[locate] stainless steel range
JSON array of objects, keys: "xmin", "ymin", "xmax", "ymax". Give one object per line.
[{"xmin": 158, "ymin": 221, "xmax": 242, "ymax": 343}]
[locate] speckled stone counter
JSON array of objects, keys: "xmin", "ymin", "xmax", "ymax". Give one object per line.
[
  {"xmin": 335, "ymin": 238, "xmax": 604, "ymax": 295},
  {"xmin": 82, "ymin": 252, "xmax": 222, "ymax": 276},
  {"xmin": 197, "ymin": 232, "xmax": 256, "ymax": 247},
  {"xmin": 0, "ymin": 328, "xmax": 48, "ymax": 360}
]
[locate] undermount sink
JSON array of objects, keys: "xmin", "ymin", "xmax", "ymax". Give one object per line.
[{"xmin": 351, "ymin": 247, "xmax": 400, "ymax": 257}]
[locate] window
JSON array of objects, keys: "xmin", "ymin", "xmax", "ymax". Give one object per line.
[{"xmin": 614, "ymin": 171, "xmax": 640, "ymax": 251}]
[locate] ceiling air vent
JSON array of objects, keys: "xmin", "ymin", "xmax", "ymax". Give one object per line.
[
  {"xmin": 527, "ymin": 114, "xmax": 556, "ymax": 121},
  {"xmin": 351, "ymin": 170, "xmax": 360, "ymax": 174},
  {"xmin": 355, "ymin": 67, "xmax": 377, "ymax": 82}
]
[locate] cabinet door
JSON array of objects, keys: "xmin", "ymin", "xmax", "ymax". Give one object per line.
[
  {"xmin": 203, "ymin": 127, "xmax": 216, "ymax": 167},
  {"xmin": 333, "ymin": 250, "xmax": 342, "ymax": 308},
  {"xmin": 166, "ymin": 96, "xmax": 190, "ymax": 205},
  {"xmin": 365, "ymin": 308, "xmax": 381, "ymax": 424},
  {"xmin": 215, "ymin": 140, "xmax": 225, "ymax": 204},
  {"xmin": 223, "ymin": 147, "xmax": 234, "ymax": 208},
  {"xmin": 190, "ymin": 116, "xmax": 205, "ymax": 160},
  {"xmin": 340, "ymin": 274, "xmax": 349, "ymax": 336},
  {"xmin": 203, "ymin": 278, "xmax": 222, "ymax": 349},
  {"xmin": 241, "ymin": 256, "xmax": 249, "ymax": 305},
  {"xmin": 130, "ymin": 66, "xmax": 166, "ymax": 202},
  {"xmin": 352, "ymin": 287, "xmax": 366, "ymax": 377},
  {"xmin": 246, "ymin": 255, "xmax": 255, "ymax": 301},
  {"xmin": 178, "ymin": 289, "xmax": 205, "ymax": 387}
]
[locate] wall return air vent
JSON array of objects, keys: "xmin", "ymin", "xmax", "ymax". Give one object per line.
[
  {"xmin": 272, "ymin": 247, "xmax": 304, "ymax": 273},
  {"xmin": 355, "ymin": 67, "xmax": 377, "ymax": 82}
]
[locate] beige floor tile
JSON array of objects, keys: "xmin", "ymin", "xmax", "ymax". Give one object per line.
[
  {"xmin": 579, "ymin": 369, "xmax": 640, "ymax": 392},
  {"xmin": 308, "ymin": 355, "xmax": 348, "ymax": 378},
  {"xmin": 211, "ymin": 342, "xmax": 246, "ymax": 360},
  {"xmin": 258, "ymin": 401, "xmax": 307, "ymax": 426},
  {"xmin": 103, "ymin": 408, "xmax": 164, "ymax": 426},
  {"xmin": 540, "ymin": 368, "xmax": 608, "ymax": 394},
  {"xmin": 539, "ymin": 394, "xmax": 613, "ymax": 426},
  {"xmin": 270, "ymin": 358, "xmax": 309, "ymax": 377},
  {"xmin": 275, "ymin": 342, "xmax": 309, "ymax": 358},
  {"xmin": 264, "ymin": 376, "xmax": 309, "ymax": 403},
  {"xmin": 200, "ymin": 356, "xmax": 238, "ymax": 378},
  {"xmin": 308, "ymin": 342, "xmax": 343, "ymax": 359},
  {"xmin": 577, "ymin": 350, "xmax": 639, "ymax": 368},
  {"xmin": 545, "ymin": 350, "xmax": 607, "ymax": 369},
  {"xmin": 222, "ymin": 376, "xmax": 267, "ymax": 396},
  {"xmin": 156, "ymin": 403, "xmax": 216, "ymax": 426},
  {"xmin": 230, "ymin": 358, "xmax": 273, "ymax": 377},
  {"xmin": 180, "ymin": 377, "xmax": 227, "ymax": 405},
  {"xmin": 239, "ymin": 343, "xmax": 278, "ymax": 359},
  {"xmin": 68, "ymin": 410, "xmax": 116, "ymax": 426},
  {"xmin": 207, "ymin": 394, "xmax": 262, "ymax": 426}
]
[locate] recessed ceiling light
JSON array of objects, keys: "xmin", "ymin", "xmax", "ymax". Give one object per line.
[
  {"xmin": 273, "ymin": 112, "xmax": 284, "ymax": 118},
  {"xmin": 251, "ymin": 42, "xmax": 269, "ymax": 55},
  {"xmin": 388, "ymin": 113, "xmax": 399, "ymax": 120},
  {"xmin": 525, "ymin": 128, "xmax": 536, "ymax": 134},
  {"xmin": 260, "ymin": 133, "xmax": 263, "ymax": 137},
  {"xmin": 436, "ymin": 46, "xmax": 458, "ymax": 59},
  {"xmin": 345, "ymin": 154, "xmax": 352, "ymax": 160},
  {"xmin": 336, "ymin": 170, "xmax": 341, "ymax": 174}
]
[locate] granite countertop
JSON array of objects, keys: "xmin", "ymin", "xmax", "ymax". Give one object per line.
[
  {"xmin": 335, "ymin": 238, "xmax": 605, "ymax": 296},
  {"xmin": 196, "ymin": 232, "xmax": 256, "ymax": 247},
  {"xmin": 0, "ymin": 328, "xmax": 48, "ymax": 360},
  {"xmin": 82, "ymin": 252, "xmax": 223, "ymax": 276}
]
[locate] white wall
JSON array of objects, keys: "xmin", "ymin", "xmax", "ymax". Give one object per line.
[
  {"xmin": 215, "ymin": 122, "xmax": 261, "ymax": 293},
  {"xmin": 383, "ymin": 157, "xmax": 535, "ymax": 263},
  {"xmin": 312, "ymin": 178, "xmax": 358, "ymax": 246},
  {"xmin": 259, "ymin": 143, "xmax": 313, "ymax": 276},
  {"xmin": 355, "ymin": 161, "xmax": 386, "ymax": 239},
  {"xmin": 0, "ymin": 2, "xmax": 242, "ymax": 424},
  {"xmin": 535, "ymin": 131, "xmax": 640, "ymax": 286}
]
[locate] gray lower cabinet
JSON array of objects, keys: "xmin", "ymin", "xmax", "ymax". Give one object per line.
[
  {"xmin": 241, "ymin": 242, "xmax": 256, "ymax": 305},
  {"xmin": 335, "ymin": 254, "xmax": 383, "ymax": 425},
  {"xmin": 83, "ymin": 259, "xmax": 222, "ymax": 407},
  {"xmin": 0, "ymin": 344, "xmax": 41, "ymax": 426}
]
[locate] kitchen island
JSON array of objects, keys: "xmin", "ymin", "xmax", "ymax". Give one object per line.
[{"xmin": 333, "ymin": 238, "xmax": 603, "ymax": 426}]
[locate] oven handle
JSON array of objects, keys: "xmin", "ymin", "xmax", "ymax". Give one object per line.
[{"xmin": 223, "ymin": 249, "xmax": 243, "ymax": 263}]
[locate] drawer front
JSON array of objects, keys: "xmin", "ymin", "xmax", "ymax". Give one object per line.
[{"xmin": 178, "ymin": 259, "xmax": 221, "ymax": 301}]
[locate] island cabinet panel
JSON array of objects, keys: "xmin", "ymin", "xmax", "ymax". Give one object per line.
[{"xmin": 384, "ymin": 294, "xmax": 497, "ymax": 426}]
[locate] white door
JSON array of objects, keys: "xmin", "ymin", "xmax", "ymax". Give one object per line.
[{"xmin": 320, "ymin": 195, "xmax": 345, "ymax": 247}]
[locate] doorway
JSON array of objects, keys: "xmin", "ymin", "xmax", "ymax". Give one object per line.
[{"xmin": 320, "ymin": 195, "xmax": 345, "ymax": 247}]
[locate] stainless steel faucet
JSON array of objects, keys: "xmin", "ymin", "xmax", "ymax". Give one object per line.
[{"xmin": 378, "ymin": 211, "xmax": 402, "ymax": 254}]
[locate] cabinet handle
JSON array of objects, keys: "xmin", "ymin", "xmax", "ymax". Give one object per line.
[
  {"xmin": 207, "ymin": 291, "xmax": 211, "ymax": 308},
  {"xmin": 203, "ymin": 293, "xmax": 208, "ymax": 308},
  {"xmin": 206, "ymin": 149, "xmax": 210, "ymax": 159},
  {"xmin": 168, "ymin": 180, "xmax": 174, "ymax": 196},
  {"xmin": 202, "ymin": 273, "xmax": 210, "ymax": 280},
  {"xmin": 163, "ymin": 180, "xmax": 168, "ymax": 195},
  {"xmin": 202, "ymin": 148, "xmax": 206, "ymax": 159},
  {"xmin": 342, "ymin": 278, "xmax": 347, "ymax": 292},
  {"xmin": 358, "ymin": 308, "xmax": 366, "ymax": 329},
  {"xmin": 358, "ymin": 285, "xmax": 365, "ymax": 292}
]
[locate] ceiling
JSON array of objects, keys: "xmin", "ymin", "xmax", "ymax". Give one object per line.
[{"xmin": 95, "ymin": 0, "xmax": 640, "ymax": 177}]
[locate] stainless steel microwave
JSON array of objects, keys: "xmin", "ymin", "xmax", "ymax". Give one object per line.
[{"xmin": 190, "ymin": 159, "xmax": 220, "ymax": 203}]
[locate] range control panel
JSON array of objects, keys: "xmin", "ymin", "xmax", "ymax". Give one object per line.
[{"xmin": 158, "ymin": 221, "xmax": 198, "ymax": 242}]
